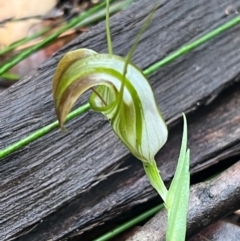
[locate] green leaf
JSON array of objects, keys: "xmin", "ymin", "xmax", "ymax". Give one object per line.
[
  {"xmin": 52, "ymin": 50, "xmax": 168, "ymax": 164},
  {"xmin": 166, "ymin": 114, "xmax": 190, "ymax": 241}
]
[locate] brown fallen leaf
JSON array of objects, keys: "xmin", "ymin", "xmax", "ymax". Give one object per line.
[
  {"xmin": 0, "ymin": 0, "xmax": 57, "ymax": 47},
  {"xmin": 10, "ymin": 30, "xmax": 78, "ymax": 78}
]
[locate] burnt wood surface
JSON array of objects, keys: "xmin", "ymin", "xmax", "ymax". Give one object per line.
[{"xmin": 1, "ymin": 0, "xmax": 240, "ymax": 240}]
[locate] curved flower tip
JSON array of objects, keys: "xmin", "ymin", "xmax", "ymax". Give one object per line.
[
  {"xmin": 52, "ymin": 48, "xmax": 97, "ymax": 128},
  {"xmin": 52, "ymin": 49, "xmax": 168, "ymax": 163}
]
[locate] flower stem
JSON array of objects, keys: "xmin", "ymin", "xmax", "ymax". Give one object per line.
[
  {"xmin": 106, "ymin": 0, "xmax": 113, "ymax": 54},
  {"xmin": 143, "ymin": 161, "xmax": 168, "ymax": 203}
]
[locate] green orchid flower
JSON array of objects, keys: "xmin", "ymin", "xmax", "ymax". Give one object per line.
[
  {"xmin": 52, "ymin": 1, "xmax": 190, "ymax": 240},
  {"xmin": 53, "ymin": 48, "xmax": 168, "ymax": 164}
]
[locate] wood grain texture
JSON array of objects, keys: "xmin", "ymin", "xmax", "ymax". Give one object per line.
[{"xmin": 1, "ymin": 0, "xmax": 240, "ymax": 240}]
